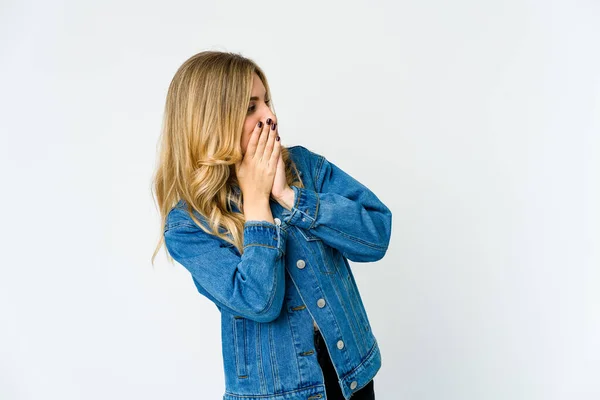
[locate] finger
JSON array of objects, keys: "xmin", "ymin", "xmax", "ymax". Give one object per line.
[
  {"xmin": 268, "ymin": 130, "xmax": 281, "ymax": 168},
  {"xmin": 263, "ymin": 121, "xmax": 277, "ymax": 161},
  {"xmin": 254, "ymin": 118, "xmax": 270, "ymax": 159},
  {"xmin": 245, "ymin": 121, "xmax": 263, "ymax": 159}
]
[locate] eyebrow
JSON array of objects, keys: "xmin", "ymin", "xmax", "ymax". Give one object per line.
[{"xmin": 249, "ymin": 92, "xmax": 268, "ymax": 101}]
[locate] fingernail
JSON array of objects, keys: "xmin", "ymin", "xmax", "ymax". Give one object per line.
[
  {"xmin": 276, "ymin": 136, "xmax": 280, "ymax": 141},
  {"xmin": 266, "ymin": 118, "xmax": 272, "ymax": 125},
  {"xmin": 272, "ymin": 123, "xmax": 277, "ymax": 130},
  {"xmin": 258, "ymin": 121, "xmax": 263, "ymax": 128}
]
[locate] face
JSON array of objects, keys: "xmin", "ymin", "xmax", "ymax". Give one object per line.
[{"xmin": 240, "ymin": 72, "xmax": 277, "ymax": 155}]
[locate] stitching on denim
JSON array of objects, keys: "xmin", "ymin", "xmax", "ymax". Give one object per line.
[
  {"xmin": 314, "ymin": 238, "xmax": 336, "ymax": 275},
  {"xmin": 307, "ymin": 192, "xmax": 319, "ymax": 230},
  {"xmin": 307, "ymin": 153, "xmax": 389, "ymax": 251},
  {"xmin": 242, "ymin": 243, "xmax": 277, "ymax": 250},
  {"xmin": 242, "ymin": 318, "xmax": 248, "ymax": 376},
  {"xmin": 340, "ymin": 337, "xmax": 379, "ymax": 381},
  {"xmin": 346, "ymin": 262, "xmax": 372, "ymax": 333},
  {"xmin": 268, "ymin": 324, "xmax": 281, "ymax": 391},
  {"xmin": 234, "ymin": 316, "xmax": 247, "ymax": 377},
  {"xmin": 296, "ymin": 228, "xmax": 328, "ymax": 275},
  {"xmin": 343, "ymin": 262, "xmax": 372, "ymax": 337},
  {"xmin": 283, "ymin": 309, "xmax": 304, "ymax": 384},
  {"xmin": 314, "ymin": 155, "xmax": 326, "ymax": 192},
  {"xmin": 164, "ymin": 220, "xmax": 198, "ymax": 231},
  {"xmin": 325, "ymin": 258, "xmax": 366, "ymax": 354},
  {"xmin": 224, "ymin": 383, "xmax": 325, "ymax": 398},
  {"xmin": 252, "ymin": 231, "xmax": 284, "ymax": 316},
  {"xmin": 256, "ymin": 323, "xmax": 267, "ymax": 392},
  {"xmin": 244, "ymin": 221, "xmax": 277, "ymax": 229},
  {"xmin": 293, "ymin": 185, "xmax": 302, "ymax": 209},
  {"xmin": 336, "ymin": 270, "xmax": 369, "ymax": 353},
  {"xmin": 327, "ymin": 224, "xmax": 388, "ymax": 251}
]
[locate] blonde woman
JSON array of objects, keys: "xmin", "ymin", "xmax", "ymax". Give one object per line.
[{"xmin": 151, "ymin": 51, "xmax": 392, "ymax": 400}]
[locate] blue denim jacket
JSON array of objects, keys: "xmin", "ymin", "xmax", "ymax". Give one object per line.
[{"xmin": 163, "ymin": 145, "xmax": 392, "ymax": 400}]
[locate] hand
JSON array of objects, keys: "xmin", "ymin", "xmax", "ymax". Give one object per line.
[
  {"xmin": 235, "ymin": 119, "xmax": 280, "ymax": 203},
  {"xmin": 271, "ymin": 152, "xmax": 295, "ymax": 210}
]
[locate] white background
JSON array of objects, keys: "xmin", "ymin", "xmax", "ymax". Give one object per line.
[{"xmin": 1, "ymin": 0, "xmax": 598, "ymax": 399}]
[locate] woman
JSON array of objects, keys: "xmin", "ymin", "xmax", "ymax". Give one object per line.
[{"xmin": 151, "ymin": 51, "xmax": 392, "ymax": 400}]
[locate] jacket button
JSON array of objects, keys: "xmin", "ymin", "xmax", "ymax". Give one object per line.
[
  {"xmin": 317, "ymin": 298, "xmax": 326, "ymax": 308},
  {"xmin": 337, "ymin": 340, "xmax": 344, "ymax": 349},
  {"xmin": 350, "ymin": 381, "xmax": 358, "ymax": 390},
  {"xmin": 296, "ymin": 259, "xmax": 306, "ymax": 269},
  {"xmin": 274, "ymin": 218, "xmax": 281, "ymax": 226}
]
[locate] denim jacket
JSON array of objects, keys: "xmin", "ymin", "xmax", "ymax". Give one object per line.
[{"xmin": 163, "ymin": 145, "xmax": 392, "ymax": 400}]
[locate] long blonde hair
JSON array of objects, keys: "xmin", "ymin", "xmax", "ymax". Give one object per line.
[{"xmin": 151, "ymin": 51, "xmax": 304, "ymax": 265}]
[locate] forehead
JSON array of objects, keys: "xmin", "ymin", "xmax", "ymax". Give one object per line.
[{"xmin": 251, "ymin": 73, "xmax": 266, "ymax": 94}]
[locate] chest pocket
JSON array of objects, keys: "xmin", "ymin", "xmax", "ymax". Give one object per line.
[{"xmin": 296, "ymin": 227, "xmax": 337, "ymax": 275}]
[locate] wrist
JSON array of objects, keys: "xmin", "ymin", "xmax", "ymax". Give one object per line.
[{"xmin": 274, "ymin": 186, "xmax": 295, "ymax": 211}]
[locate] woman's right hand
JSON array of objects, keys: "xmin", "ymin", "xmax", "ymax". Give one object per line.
[{"xmin": 235, "ymin": 118, "xmax": 280, "ymax": 204}]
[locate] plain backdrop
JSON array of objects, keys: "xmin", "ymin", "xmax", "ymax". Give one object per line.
[{"xmin": 1, "ymin": 0, "xmax": 598, "ymax": 399}]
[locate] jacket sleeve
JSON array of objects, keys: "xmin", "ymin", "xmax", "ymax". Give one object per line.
[
  {"xmin": 282, "ymin": 147, "xmax": 392, "ymax": 262},
  {"xmin": 164, "ymin": 213, "xmax": 287, "ymax": 323}
]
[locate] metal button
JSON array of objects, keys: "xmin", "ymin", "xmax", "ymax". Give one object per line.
[
  {"xmin": 350, "ymin": 381, "xmax": 358, "ymax": 390},
  {"xmin": 296, "ymin": 259, "xmax": 306, "ymax": 269},
  {"xmin": 337, "ymin": 340, "xmax": 344, "ymax": 349},
  {"xmin": 274, "ymin": 218, "xmax": 281, "ymax": 226},
  {"xmin": 317, "ymin": 298, "xmax": 326, "ymax": 308}
]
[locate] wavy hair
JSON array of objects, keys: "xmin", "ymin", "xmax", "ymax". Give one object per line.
[{"xmin": 151, "ymin": 51, "xmax": 304, "ymax": 264}]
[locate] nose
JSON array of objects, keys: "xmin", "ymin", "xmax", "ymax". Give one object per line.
[{"xmin": 260, "ymin": 105, "xmax": 276, "ymax": 125}]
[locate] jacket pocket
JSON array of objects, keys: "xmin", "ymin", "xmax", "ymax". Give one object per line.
[
  {"xmin": 296, "ymin": 227, "xmax": 336, "ymax": 274},
  {"xmin": 233, "ymin": 316, "xmax": 248, "ymax": 378}
]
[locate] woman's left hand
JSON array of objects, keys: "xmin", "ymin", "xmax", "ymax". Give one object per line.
[{"xmin": 271, "ymin": 152, "xmax": 294, "ymax": 211}]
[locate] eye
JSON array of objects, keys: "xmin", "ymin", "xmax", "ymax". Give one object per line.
[{"xmin": 247, "ymin": 99, "xmax": 271, "ymax": 114}]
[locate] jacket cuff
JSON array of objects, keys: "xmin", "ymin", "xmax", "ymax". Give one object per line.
[
  {"xmin": 283, "ymin": 185, "xmax": 319, "ymax": 229},
  {"xmin": 243, "ymin": 221, "xmax": 287, "ymax": 255}
]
